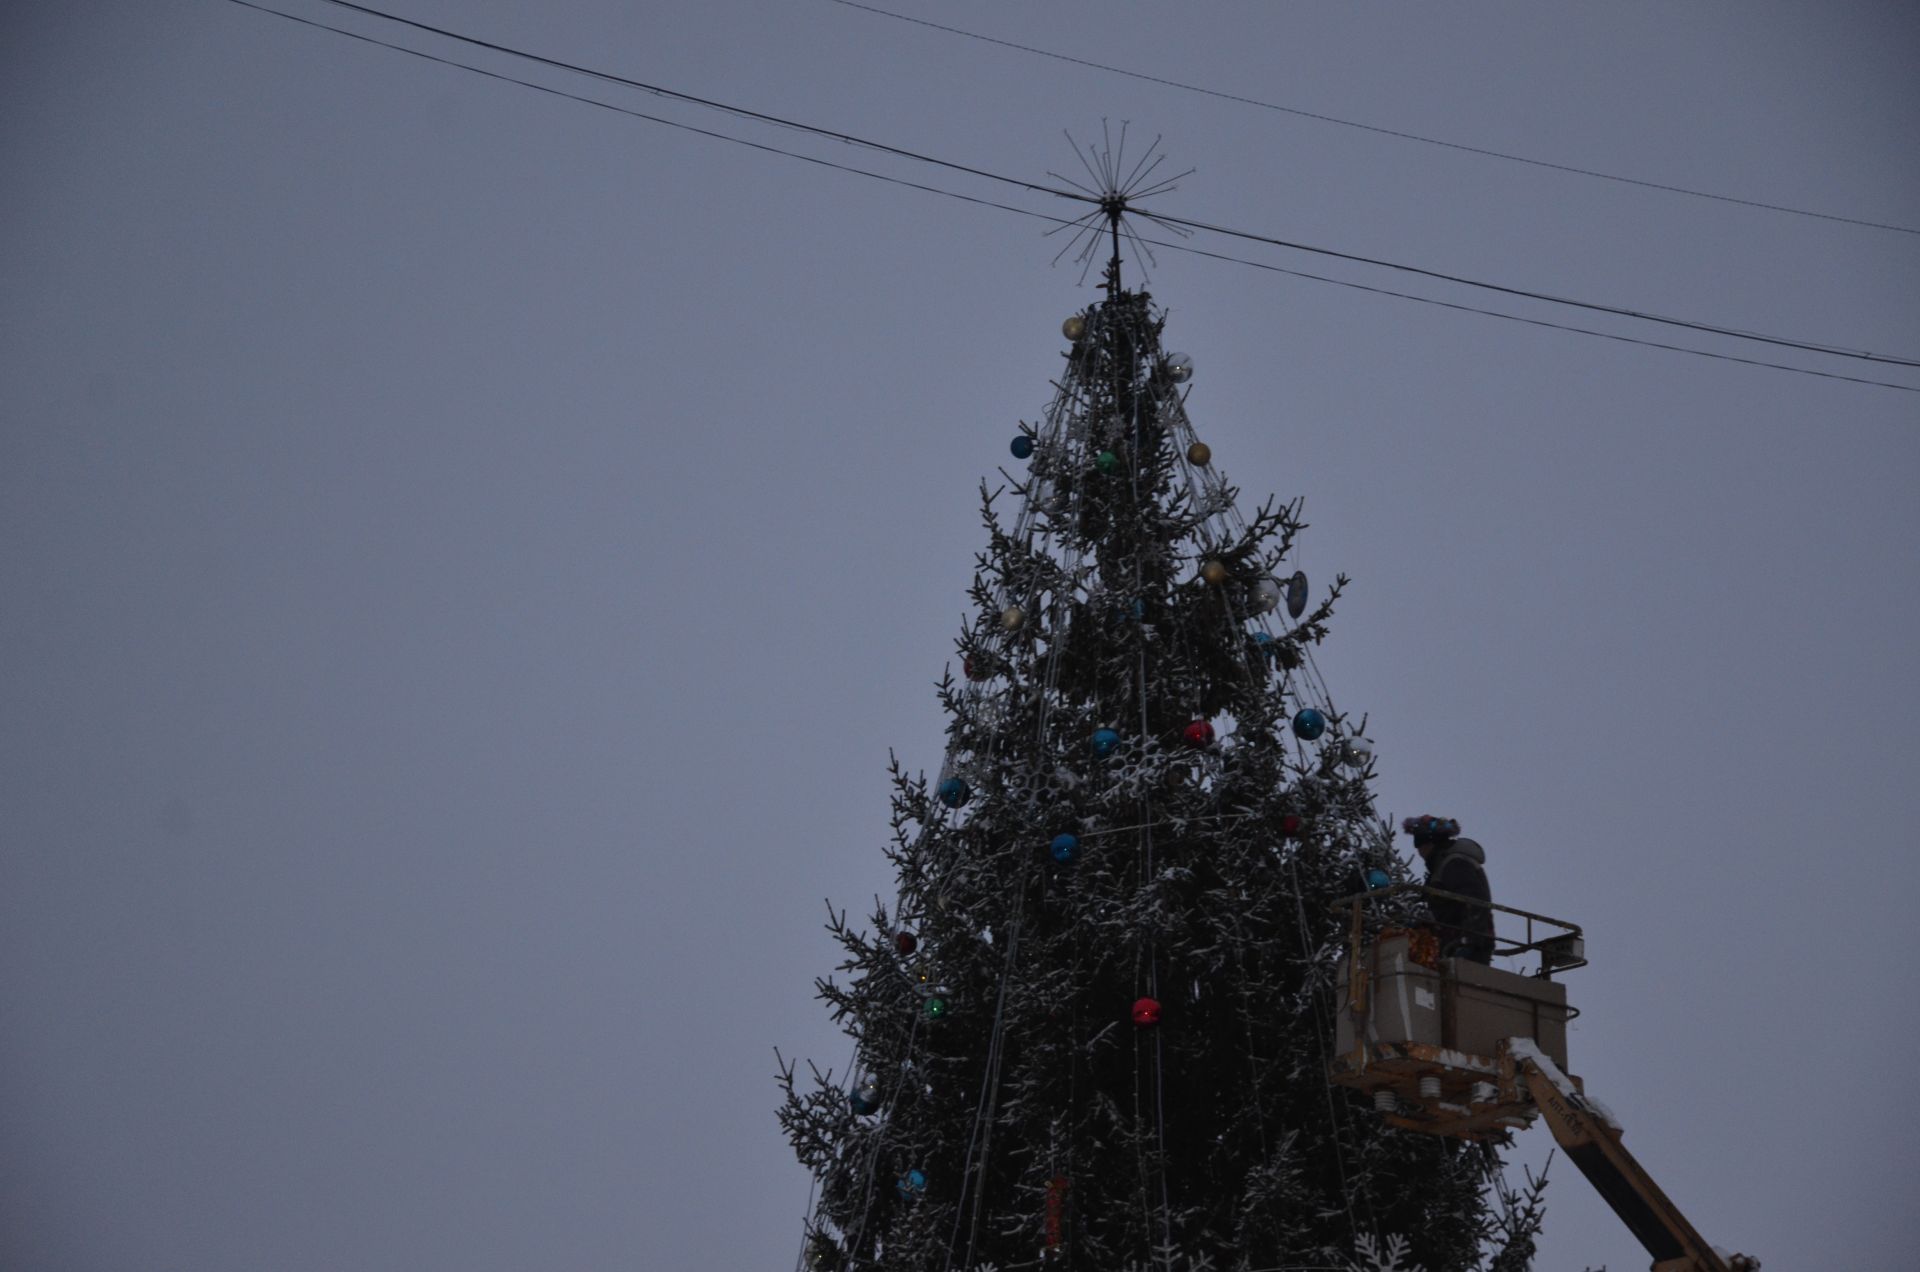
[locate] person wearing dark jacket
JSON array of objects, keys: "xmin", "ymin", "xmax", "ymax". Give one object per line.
[{"xmin": 1404, "ymin": 814, "xmax": 1495, "ymax": 964}]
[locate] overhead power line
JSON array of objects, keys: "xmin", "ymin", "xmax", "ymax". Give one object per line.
[
  {"xmin": 224, "ymin": 0, "xmax": 1058, "ymax": 220},
  {"xmin": 308, "ymin": 0, "xmax": 1088, "ymax": 209},
  {"xmin": 1129, "ymin": 232, "xmax": 1920, "ymax": 393},
  {"xmin": 217, "ymin": 0, "xmax": 1920, "ymax": 394},
  {"xmin": 1138, "ymin": 207, "xmax": 1920, "ymax": 368},
  {"xmin": 280, "ymin": 0, "xmax": 1920, "ymax": 371},
  {"xmin": 830, "ymin": 0, "xmax": 1920, "ymax": 239}
]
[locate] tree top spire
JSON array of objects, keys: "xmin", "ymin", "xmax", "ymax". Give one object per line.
[{"xmin": 1048, "ymin": 123, "xmax": 1194, "ymax": 294}]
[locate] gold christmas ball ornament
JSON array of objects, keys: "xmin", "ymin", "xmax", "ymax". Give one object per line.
[
  {"xmin": 1186, "ymin": 441, "xmax": 1211, "ymax": 466},
  {"xmin": 1200, "ymin": 559, "xmax": 1229, "ymax": 586},
  {"xmin": 1062, "ymin": 314, "xmax": 1087, "ymax": 341},
  {"xmin": 1000, "ymin": 604, "xmax": 1026, "ymax": 632}
]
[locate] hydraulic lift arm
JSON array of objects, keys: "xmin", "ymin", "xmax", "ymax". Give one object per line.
[{"xmin": 1504, "ymin": 1040, "xmax": 1755, "ymax": 1272}]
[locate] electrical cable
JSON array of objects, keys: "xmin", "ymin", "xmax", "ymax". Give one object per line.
[
  {"xmin": 1136, "ymin": 206, "xmax": 1920, "ymax": 367},
  {"xmin": 829, "ymin": 0, "xmax": 1920, "ymax": 238},
  {"xmin": 217, "ymin": 0, "xmax": 1920, "ymax": 394},
  {"xmin": 1126, "ymin": 229, "xmax": 1920, "ymax": 394},
  {"xmin": 220, "ymin": 0, "xmax": 1083, "ymax": 221},
  {"xmin": 277, "ymin": 0, "xmax": 1919, "ymax": 370},
  {"xmin": 308, "ymin": 0, "xmax": 1092, "ymax": 209}
]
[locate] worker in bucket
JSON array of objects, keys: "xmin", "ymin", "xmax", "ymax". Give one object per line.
[{"xmin": 1404, "ymin": 815, "xmax": 1495, "ymax": 964}]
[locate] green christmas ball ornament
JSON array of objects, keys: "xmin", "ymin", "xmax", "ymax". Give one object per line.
[
  {"xmin": 1095, "ymin": 450, "xmax": 1119, "ymax": 473},
  {"xmin": 923, "ymin": 996, "xmax": 948, "ymax": 1020}
]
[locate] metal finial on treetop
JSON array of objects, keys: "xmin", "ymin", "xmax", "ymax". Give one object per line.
[{"xmin": 1047, "ymin": 122, "xmax": 1194, "ymax": 295}]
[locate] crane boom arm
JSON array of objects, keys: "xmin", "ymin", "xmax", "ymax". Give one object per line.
[{"xmin": 1504, "ymin": 1039, "xmax": 1736, "ymax": 1272}]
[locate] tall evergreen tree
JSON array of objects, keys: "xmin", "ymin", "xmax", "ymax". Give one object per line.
[{"xmin": 778, "ymin": 259, "xmax": 1544, "ymax": 1271}]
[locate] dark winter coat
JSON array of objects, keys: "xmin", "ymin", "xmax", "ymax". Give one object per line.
[{"xmin": 1424, "ymin": 837, "xmax": 1495, "ymax": 964}]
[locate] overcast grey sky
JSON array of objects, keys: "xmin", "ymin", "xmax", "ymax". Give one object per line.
[{"xmin": 4, "ymin": 3, "xmax": 1917, "ymax": 1269}]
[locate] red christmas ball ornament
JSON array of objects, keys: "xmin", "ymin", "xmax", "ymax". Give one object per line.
[
  {"xmin": 964, "ymin": 656, "xmax": 990, "ymax": 682},
  {"xmin": 895, "ymin": 930, "xmax": 918, "ymax": 956},
  {"xmin": 1131, "ymin": 996, "xmax": 1162, "ymax": 1027},
  {"xmin": 1279, "ymin": 814, "xmax": 1303, "ymax": 838},
  {"xmin": 1182, "ymin": 719, "xmax": 1215, "ymax": 749}
]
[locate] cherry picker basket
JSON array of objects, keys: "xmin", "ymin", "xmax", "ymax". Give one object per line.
[{"xmin": 1329, "ymin": 884, "xmax": 1584, "ymax": 1140}]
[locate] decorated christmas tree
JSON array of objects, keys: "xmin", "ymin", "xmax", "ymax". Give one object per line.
[{"xmin": 778, "ymin": 178, "xmax": 1547, "ymax": 1272}]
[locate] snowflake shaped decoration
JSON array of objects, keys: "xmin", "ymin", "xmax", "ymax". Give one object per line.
[
  {"xmin": 1114, "ymin": 1250, "xmax": 1215, "ymax": 1272},
  {"xmin": 1348, "ymin": 1232, "xmax": 1425, "ymax": 1272}
]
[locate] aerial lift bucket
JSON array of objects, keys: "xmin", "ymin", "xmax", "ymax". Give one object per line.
[
  {"xmin": 1326, "ymin": 886, "xmax": 1757, "ymax": 1271},
  {"xmin": 1328, "ymin": 886, "xmax": 1582, "ymax": 1138}
]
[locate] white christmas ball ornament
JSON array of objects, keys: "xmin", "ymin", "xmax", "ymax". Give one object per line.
[
  {"xmin": 1166, "ymin": 353, "xmax": 1193, "ymax": 383},
  {"xmin": 1253, "ymin": 578, "xmax": 1283, "ymax": 613}
]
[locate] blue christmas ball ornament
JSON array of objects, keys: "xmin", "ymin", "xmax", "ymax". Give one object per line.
[
  {"xmin": 897, "ymin": 1168, "xmax": 928, "ymax": 1199},
  {"xmin": 1091, "ymin": 728, "xmax": 1121, "ymax": 757},
  {"xmin": 937, "ymin": 777, "xmax": 970, "ymax": 808},
  {"xmin": 1291, "ymin": 708, "xmax": 1327, "ymax": 740},
  {"xmin": 1286, "ymin": 570, "xmax": 1310, "ymax": 620},
  {"xmin": 1365, "ymin": 868, "xmax": 1392, "ymax": 890},
  {"xmin": 1010, "ymin": 435, "xmax": 1034, "ymax": 459},
  {"xmin": 1050, "ymin": 833, "xmax": 1080, "ymax": 864}
]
